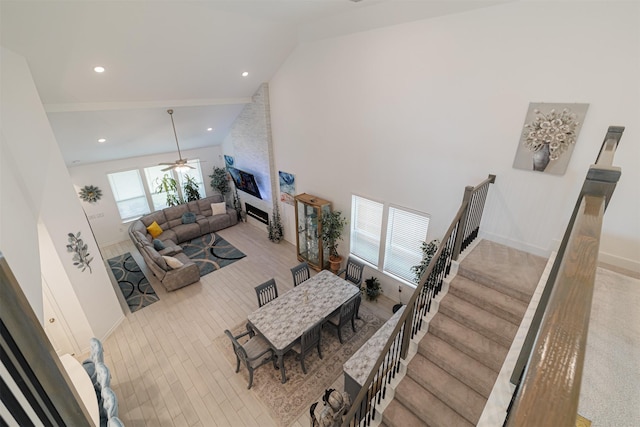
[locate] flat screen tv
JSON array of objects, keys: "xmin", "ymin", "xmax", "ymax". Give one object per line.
[{"xmin": 228, "ymin": 167, "xmax": 262, "ymax": 199}]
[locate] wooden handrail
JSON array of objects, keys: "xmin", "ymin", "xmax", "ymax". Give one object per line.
[
  {"xmin": 507, "ymin": 126, "xmax": 624, "ymax": 426},
  {"xmin": 506, "ymin": 195, "xmax": 604, "ymax": 426}
]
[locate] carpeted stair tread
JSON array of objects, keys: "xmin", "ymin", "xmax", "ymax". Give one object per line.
[
  {"xmin": 419, "ymin": 334, "xmax": 498, "ymax": 398},
  {"xmin": 428, "ymin": 313, "xmax": 508, "ymax": 372},
  {"xmin": 382, "ymin": 399, "xmax": 428, "ymax": 427},
  {"xmin": 457, "ymin": 240, "xmax": 546, "ymax": 302},
  {"xmin": 448, "ymin": 275, "xmax": 528, "ymax": 325},
  {"xmin": 438, "ymin": 293, "xmax": 518, "ymax": 348},
  {"xmin": 394, "ymin": 376, "xmax": 474, "ymax": 427},
  {"xmin": 406, "ymin": 353, "xmax": 486, "ymax": 425}
]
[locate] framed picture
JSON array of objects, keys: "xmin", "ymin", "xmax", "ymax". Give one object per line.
[
  {"xmin": 279, "ymin": 171, "xmax": 295, "ymax": 205},
  {"xmin": 513, "ymin": 102, "xmax": 589, "ymax": 175}
]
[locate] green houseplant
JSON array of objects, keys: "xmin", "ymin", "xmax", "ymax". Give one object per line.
[
  {"xmin": 209, "ymin": 166, "xmax": 230, "ymax": 197},
  {"xmin": 321, "ymin": 210, "xmax": 347, "ymax": 273},
  {"xmin": 411, "ymin": 239, "xmax": 450, "ymax": 287},
  {"xmin": 182, "ymin": 174, "xmax": 201, "ymax": 202},
  {"xmin": 155, "ymin": 174, "xmax": 182, "ymax": 206},
  {"xmin": 362, "ymin": 276, "xmax": 382, "ymax": 301}
]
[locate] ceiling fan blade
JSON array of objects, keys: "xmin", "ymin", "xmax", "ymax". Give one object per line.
[
  {"xmin": 161, "ymin": 165, "xmax": 175, "ymax": 172},
  {"xmin": 159, "ymin": 162, "xmax": 175, "ymax": 165}
]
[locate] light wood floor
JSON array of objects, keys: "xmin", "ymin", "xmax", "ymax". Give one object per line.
[{"xmin": 97, "ymin": 222, "xmax": 395, "ymax": 427}]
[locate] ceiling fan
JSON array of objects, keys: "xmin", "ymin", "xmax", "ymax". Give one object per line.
[{"xmin": 159, "ymin": 109, "xmax": 195, "ymax": 172}]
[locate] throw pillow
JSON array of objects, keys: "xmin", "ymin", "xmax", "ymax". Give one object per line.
[
  {"xmin": 182, "ymin": 212, "xmax": 196, "ymax": 224},
  {"xmin": 211, "ymin": 202, "xmax": 226, "ymax": 216},
  {"xmin": 153, "ymin": 239, "xmax": 165, "ymax": 250},
  {"xmin": 162, "ymin": 255, "xmax": 184, "ymax": 269},
  {"xmin": 146, "ymin": 221, "xmax": 163, "ymax": 238}
]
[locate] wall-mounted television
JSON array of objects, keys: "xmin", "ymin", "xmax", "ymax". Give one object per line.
[{"xmin": 228, "ymin": 167, "xmax": 262, "ymax": 199}]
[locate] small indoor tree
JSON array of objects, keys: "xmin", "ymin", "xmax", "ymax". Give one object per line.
[
  {"xmin": 321, "ymin": 211, "xmax": 347, "ymax": 273},
  {"xmin": 182, "ymin": 174, "xmax": 201, "ymax": 202},
  {"xmin": 209, "ymin": 166, "xmax": 230, "ymax": 197},
  {"xmin": 155, "ymin": 174, "xmax": 182, "ymax": 206},
  {"xmin": 267, "ymin": 201, "xmax": 284, "ymax": 243}
]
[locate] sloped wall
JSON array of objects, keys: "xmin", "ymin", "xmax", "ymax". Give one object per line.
[{"xmin": 269, "ymin": 2, "xmax": 639, "ymax": 272}]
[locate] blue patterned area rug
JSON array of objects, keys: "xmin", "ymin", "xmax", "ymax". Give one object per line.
[
  {"xmin": 107, "ymin": 253, "xmax": 159, "ymax": 313},
  {"xmin": 181, "ymin": 233, "xmax": 246, "ymax": 276}
]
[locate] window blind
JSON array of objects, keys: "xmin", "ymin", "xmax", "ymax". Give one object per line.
[
  {"xmin": 107, "ymin": 170, "xmax": 150, "ymax": 221},
  {"xmin": 383, "ymin": 206, "xmax": 430, "ymax": 283},
  {"xmin": 349, "ymin": 195, "xmax": 383, "ymax": 265}
]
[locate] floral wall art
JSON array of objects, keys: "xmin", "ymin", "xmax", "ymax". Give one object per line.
[{"xmin": 513, "ymin": 102, "xmax": 589, "ymax": 175}]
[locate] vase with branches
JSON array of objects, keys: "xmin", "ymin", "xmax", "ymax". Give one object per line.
[{"xmin": 267, "ymin": 202, "xmax": 284, "ymax": 243}]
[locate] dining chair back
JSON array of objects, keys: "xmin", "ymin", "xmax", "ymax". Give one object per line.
[
  {"xmin": 89, "ymin": 337, "xmax": 104, "ymax": 364},
  {"xmin": 292, "ymin": 320, "xmax": 323, "ymax": 374},
  {"xmin": 340, "ymin": 257, "xmax": 365, "ymax": 287},
  {"xmin": 224, "ymin": 329, "xmax": 276, "ymax": 389},
  {"xmin": 101, "ymin": 386, "xmax": 119, "ymax": 420},
  {"xmin": 290, "ymin": 262, "xmax": 310, "ymax": 287},
  {"xmin": 255, "ymin": 278, "xmax": 278, "ymax": 307},
  {"xmin": 107, "ymin": 417, "xmax": 125, "ymax": 427},
  {"xmin": 326, "ymin": 294, "xmax": 361, "ymax": 344}
]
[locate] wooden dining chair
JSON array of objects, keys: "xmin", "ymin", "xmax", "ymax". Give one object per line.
[
  {"xmin": 325, "ymin": 294, "xmax": 361, "ymax": 344},
  {"xmin": 338, "ymin": 257, "xmax": 365, "ymax": 287},
  {"xmin": 224, "ymin": 329, "xmax": 276, "ymax": 389},
  {"xmin": 255, "ymin": 278, "xmax": 278, "ymax": 307},
  {"xmin": 291, "ymin": 320, "xmax": 323, "ymax": 374},
  {"xmin": 290, "ymin": 262, "xmax": 310, "ymax": 287}
]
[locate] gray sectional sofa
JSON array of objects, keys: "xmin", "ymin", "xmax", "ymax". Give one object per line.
[{"xmin": 128, "ymin": 195, "xmax": 238, "ymax": 291}]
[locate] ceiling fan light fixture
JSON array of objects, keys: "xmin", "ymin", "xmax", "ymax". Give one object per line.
[{"xmin": 160, "ymin": 109, "xmax": 195, "ymax": 172}]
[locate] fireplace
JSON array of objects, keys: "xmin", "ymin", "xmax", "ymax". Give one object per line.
[{"xmin": 245, "ymin": 203, "xmax": 269, "ymax": 225}]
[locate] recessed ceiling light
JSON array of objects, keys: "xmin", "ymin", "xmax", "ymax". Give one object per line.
[
  {"xmin": 207, "ymin": 128, "xmax": 213, "ymax": 132},
  {"xmin": 94, "ymin": 66, "xmax": 105, "ymax": 73},
  {"xmin": 241, "ymin": 71, "xmax": 249, "ymax": 77},
  {"xmin": 97, "ymin": 138, "xmax": 106, "ymax": 143}
]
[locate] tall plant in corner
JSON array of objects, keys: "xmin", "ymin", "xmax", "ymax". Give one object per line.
[
  {"xmin": 321, "ymin": 211, "xmax": 347, "ymax": 273},
  {"xmin": 267, "ymin": 201, "xmax": 284, "ymax": 243},
  {"xmin": 209, "ymin": 166, "xmax": 230, "ymax": 198}
]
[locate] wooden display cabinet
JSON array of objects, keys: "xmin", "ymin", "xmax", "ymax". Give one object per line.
[{"xmin": 294, "ymin": 193, "xmax": 331, "ymax": 271}]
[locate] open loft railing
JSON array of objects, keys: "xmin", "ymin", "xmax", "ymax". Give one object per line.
[
  {"xmin": 342, "ymin": 174, "xmax": 496, "ymax": 427},
  {"xmin": 505, "ymin": 126, "xmax": 625, "ymax": 426}
]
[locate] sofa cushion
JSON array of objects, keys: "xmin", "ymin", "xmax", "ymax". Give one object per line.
[
  {"xmin": 204, "ymin": 214, "xmax": 231, "ymax": 231},
  {"xmin": 146, "ymin": 247, "xmax": 167, "ymax": 270},
  {"xmin": 172, "ymin": 223, "xmax": 201, "ymax": 243},
  {"xmin": 140, "ymin": 211, "xmax": 167, "ymax": 229},
  {"xmin": 153, "ymin": 239, "xmax": 166, "ymax": 250},
  {"xmin": 133, "ymin": 230, "xmax": 150, "ymax": 246},
  {"xmin": 182, "ymin": 212, "xmax": 197, "ymax": 224},
  {"xmin": 162, "ymin": 255, "xmax": 184, "ymax": 269},
  {"xmin": 187, "ymin": 200, "xmax": 201, "ymax": 215},
  {"xmin": 211, "ymin": 202, "xmax": 226, "ymax": 216},
  {"xmin": 146, "ymin": 221, "xmax": 163, "ymax": 238},
  {"xmin": 164, "ymin": 204, "xmax": 189, "ymax": 228},
  {"xmin": 197, "ymin": 195, "xmax": 223, "ymax": 216}
]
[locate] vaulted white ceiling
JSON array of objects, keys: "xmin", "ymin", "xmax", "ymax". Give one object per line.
[{"xmin": 1, "ymin": 0, "xmax": 510, "ymax": 166}]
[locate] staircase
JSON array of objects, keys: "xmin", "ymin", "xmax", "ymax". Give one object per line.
[{"xmin": 381, "ymin": 240, "xmax": 547, "ymax": 427}]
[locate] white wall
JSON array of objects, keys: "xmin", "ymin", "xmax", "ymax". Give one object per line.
[
  {"xmin": 269, "ymin": 0, "xmax": 640, "ymax": 295},
  {"xmin": 1, "ymin": 47, "xmax": 123, "ymax": 339},
  {"xmin": 68, "ymin": 146, "xmax": 223, "ymax": 247}
]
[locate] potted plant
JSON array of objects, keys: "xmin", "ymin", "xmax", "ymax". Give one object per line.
[
  {"xmin": 362, "ymin": 276, "xmax": 382, "ymax": 301},
  {"xmin": 155, "ymin": 174, "xmax": 182, "ymax": 206},
  {"xmin": 209, "ymin": 166, "xmax": 230, "ymax": 195},
  {"xmin": 267, "ymin": 202, "xmax": 284, "ymax": 243},
  {"xmin": 182, "ymin": 174, "xmax": 201, "ymax": 202},
  {"xmin": 321, "ymin": 210, "xmax": 347, "ymax": 273},
  {"xmin": 411, "ymin": 239, "xmax": 450, "ymax": 288}
]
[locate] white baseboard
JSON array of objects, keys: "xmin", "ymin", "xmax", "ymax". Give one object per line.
[
  {"xmin": 598, "ymin": 251, "xmax": 640, "ymax": 274},
  {"xmin": 478, "ymin": 231, "xmax": 550, "ymax": 258}
]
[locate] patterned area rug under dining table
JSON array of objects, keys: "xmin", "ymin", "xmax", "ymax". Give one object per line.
[{"xmin": 213, "ymin": 306, "xmax": 384, "ymax": 426}]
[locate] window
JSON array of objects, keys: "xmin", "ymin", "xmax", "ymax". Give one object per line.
[
  {"xmin": 383, "ymin": 206, "xmax": 430, "ymax": 283},
  {"xmin": 144, "ymin": 160, "xmax": 206, "ymax": 211},
  {"xmin": 107, "ymin": 170, "xmax": 150, "ymax": 221},
  {"xmin": 350, "ymin": 195, "xmax": 383, "ymax": 265},
  {"xmin": 349, "ymin": 195, "xmax": 430, "ymax": 284}
]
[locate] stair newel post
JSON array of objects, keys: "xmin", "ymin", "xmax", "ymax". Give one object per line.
[
  {"xmin": 452, "ymin": 186, "xmax": 473, "ymax": 260},
  {"xmin": 400, "ymin": 305, "xmax": 414, "ymax": 359}
]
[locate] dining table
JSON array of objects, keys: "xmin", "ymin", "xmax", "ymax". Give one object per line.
[{"xmin": 247, "ymin": 269, "xmax": 359, "ymax": 383}]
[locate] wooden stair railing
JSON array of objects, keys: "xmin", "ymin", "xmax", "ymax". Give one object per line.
[
  {"xmin": 342, "ymin": 174, "xmax": 496, "ymax": 427},
  {"xmin": 506, "ymin": 126, "xmax": 624, "ymax": 426}
]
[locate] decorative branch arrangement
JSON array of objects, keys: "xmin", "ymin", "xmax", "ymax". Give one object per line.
[
  {"xmin": 66, "ymin": 232, "xmax": 93, "ymax": 273},
  {"xmin": 268, "ymin": 202, "xmax": 284, "ymax": 243}
]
